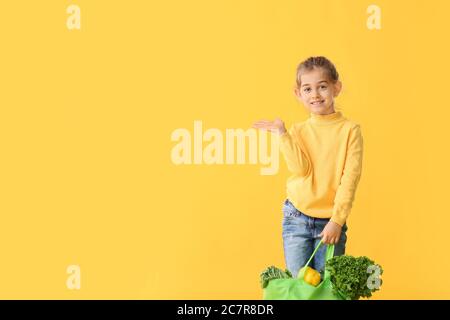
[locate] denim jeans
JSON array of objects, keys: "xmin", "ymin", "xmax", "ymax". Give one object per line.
[{"xmin": 282, "ymin": 199, "xmax": 348, "ymax": 278}]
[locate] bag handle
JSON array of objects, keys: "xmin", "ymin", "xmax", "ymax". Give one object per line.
[{"xmin": 298, "ymin": 240, "xmax": 335, "ymax": 280}]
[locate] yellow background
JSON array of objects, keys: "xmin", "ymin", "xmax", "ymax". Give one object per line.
[{"xmin": 0, "ymin": 0, "xmax": 448, "ymax": 299}]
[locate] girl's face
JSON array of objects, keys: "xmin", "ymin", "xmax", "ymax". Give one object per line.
[{"xmin": 294, "ymin": 67, "xmax": 342, "ymax": 115}]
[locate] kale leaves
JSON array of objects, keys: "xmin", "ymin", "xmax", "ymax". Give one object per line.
[{"xmin": 325, "ymin": 255, "xmax": 383, "ymax": 300}]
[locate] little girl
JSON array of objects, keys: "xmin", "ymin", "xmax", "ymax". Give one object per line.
[{"xmin": 253, "ymin": 56, "xmax": 363, "ymax": 278}]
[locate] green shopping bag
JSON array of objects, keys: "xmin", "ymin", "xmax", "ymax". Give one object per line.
[{"xmin": 263, "ymin": 240, "xmax": 345, "ymax": 300}]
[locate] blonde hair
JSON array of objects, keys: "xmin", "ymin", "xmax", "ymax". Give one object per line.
[{"xmin": 295, "ymin": 56, "xmax": 339, "ymax": 88}]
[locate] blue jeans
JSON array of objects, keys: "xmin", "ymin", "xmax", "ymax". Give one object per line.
[{"xmin": 282, "ymin": 199, "xmax": 348, "ymax": 278}]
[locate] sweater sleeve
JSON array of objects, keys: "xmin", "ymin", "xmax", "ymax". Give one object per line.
[
  {"xmin": 330, "ymin": 125, "xmax": 364, "ymax": 226},
  {"xmin": 279, "ymin": 125, "xmax": 310, "ymax": 177}
]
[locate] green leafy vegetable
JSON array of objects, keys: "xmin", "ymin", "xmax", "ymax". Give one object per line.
[
  {"xmin": 325, "ymin": 255, "xmax": 383, "ymax": 300},
  {"xmin": 260, "ymin": 266, "xmax": 293, "ymax": 288}
]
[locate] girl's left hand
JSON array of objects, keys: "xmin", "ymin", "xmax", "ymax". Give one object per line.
[{"xmin": 319, "ymin": 221, "xmax": 342, "ymax": 245}]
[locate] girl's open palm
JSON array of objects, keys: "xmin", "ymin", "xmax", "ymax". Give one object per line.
[{"xmin": 252, "ymin": 118, "xmax": 287, "ymax": 135}]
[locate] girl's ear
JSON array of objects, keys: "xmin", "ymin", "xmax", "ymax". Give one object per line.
[
  {"xmin": 293, "ymin": 86, "xmax": 301, "ymax": 98},
  {"xmin": 333, "ymin": 81, "xmax": 342, "ymax": 97}
]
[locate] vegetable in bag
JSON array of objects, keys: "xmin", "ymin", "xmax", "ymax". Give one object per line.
[
  {"xmin": 325, "ymin": 255, "xmax": 383, "ymax": 300},
  {"xmin": 298, "ymin": 266, "xmax": 321, "ymax": 287},
  {"xmin": 259, "ymin": 266, "xmax": 293, "ymax": 289}
]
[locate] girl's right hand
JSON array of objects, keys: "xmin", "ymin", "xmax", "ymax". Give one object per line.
[{"xmin": 252, "ymin": 118, "xmax": 287, "ymax": 135}]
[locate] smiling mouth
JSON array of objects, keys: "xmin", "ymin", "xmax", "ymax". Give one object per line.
[{"xmin": 311, "ymin": 100, "xmax": 324, "ymax": 106}]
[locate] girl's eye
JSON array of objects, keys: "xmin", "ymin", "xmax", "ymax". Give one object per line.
[
  {"xmin": 320, "ymin": 85, "xmax": 327, "ymax": 89},
  {"xmin": 304, "ymin": 88, "xmax": 311, "ymax": 92}
]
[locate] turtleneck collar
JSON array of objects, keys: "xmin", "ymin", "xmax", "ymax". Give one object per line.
[{"xmin": 309, "ymin": 111, "xmax": 345, "ymax": 125}]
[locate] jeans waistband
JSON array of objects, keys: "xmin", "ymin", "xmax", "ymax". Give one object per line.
[{"xmin": 284, "ymin": 199, "xmax": 330, "ymax": 221}]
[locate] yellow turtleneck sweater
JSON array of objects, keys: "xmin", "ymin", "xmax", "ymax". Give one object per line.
[{"xmin": 279, "ymin": 111, "xmax": 363, "ymax": 226}]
